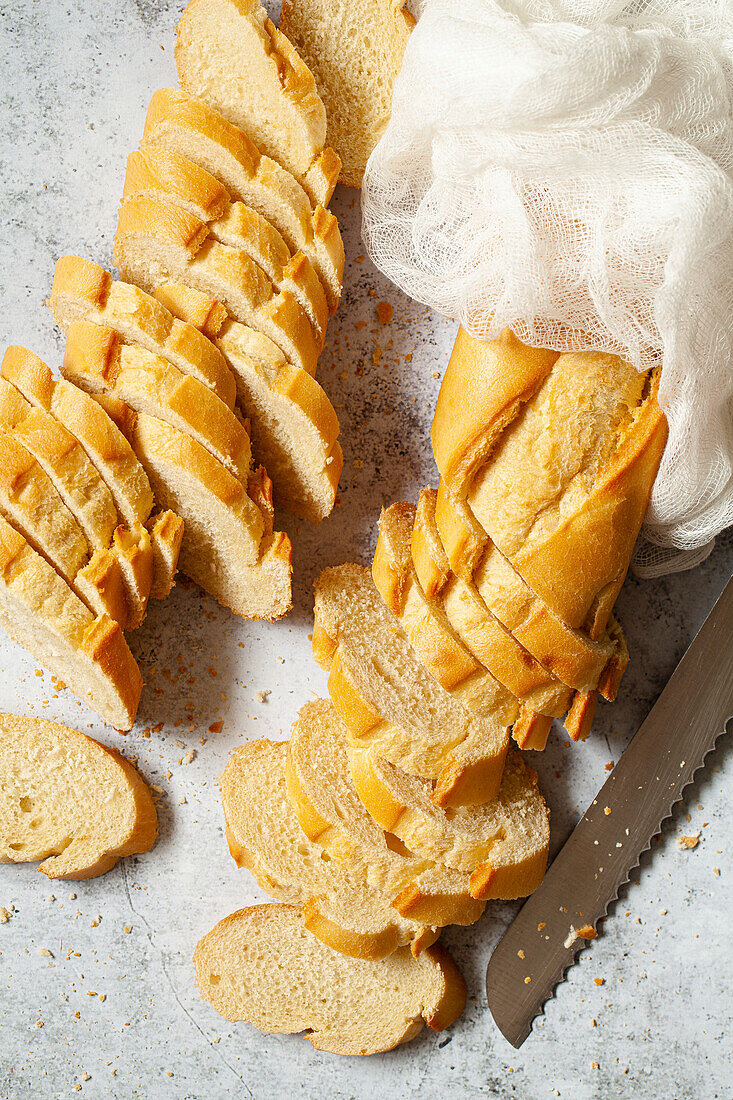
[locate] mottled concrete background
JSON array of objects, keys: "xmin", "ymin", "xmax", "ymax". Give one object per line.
[{"xmin": 0, "ymin": 3, "xmax": 731, "ymax": 1098}]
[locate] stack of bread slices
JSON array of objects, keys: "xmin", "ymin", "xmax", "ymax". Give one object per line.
[{"xmin": 0, "ymin": 0, "xmax": 345, "ymax": 729}]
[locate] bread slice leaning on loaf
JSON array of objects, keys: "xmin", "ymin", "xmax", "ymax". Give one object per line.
[
  {"xmin": 194, "ymin": 904, "xmax": 466, "ymax": 1055},
  {"xmin": 286, "ymin": 700, "xmax": 486, "ymax": 924},
  {"xmin": 221, "ymin": 739, "xmax": 439, "ymax": 959},
  {"xmin": 154, "ymin": 281, "xmax": 342, "ymax": 523},
  {"xmin": 115, "ymin": 195, "xmax": 321, "ymax": 378},
  {"xmin": 313, "ymin": 564, "xmax": 510, "ymax": 807},
  {"xmin": 0, "ymin": 714, "xmax": 157, "ymax": 877},
  {"xmin": 123, "ymin": 145, "xmax": 328, "ymax": 343},
  {"xmin": 142, "ymin": 88, "xmax": 344, "ymax": 312},
  {"xmin": 279, "ymin": 0, "xmax": 414, "ymax": 189},
  {"xmin": 175, "ymin": 0, "xmax": 341, "ymax": 207},
  {"xmin": 0, "ymin": 515, "xmax": 141, "ymax": 729}
]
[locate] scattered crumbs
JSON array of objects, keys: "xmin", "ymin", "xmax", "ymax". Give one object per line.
[
  {"xmin": 178, "ymin": 796, "xmax": 188, "ymax": 805},
  {"xmin": 150, "ymin": 784, "xmax": 164, "ymax": 795},
  {"xmin": 212, "ymin": 1037, "xmax": 221, "ymax": 1044},
  {"xmin": 90, "ymin": 920, "xmax": 100, "ymax": 928},
  {"xmin": 659, "ymin": 909, "xmax": 667, "ymax": 915},
  {"xmin": 181, "ymin": 749, "xmax": 196, "ymax": 766},
  {"xmin": 603, "ymin": 807, "xmax": 611, "ymax": 816},
  {"xmin": 164, "ymin": 770, "xmax": 172, "ymax": 780},
  {"xmin": 524, "ymin": 976, "xmax": 531, "ymax": 984},
  {"xmin": 39, "ymin": 948, "xmax": 53, "ymax": 957},
  {"xmin": 376, "ymin": 301, "xmax": 393, "ymax": 324},
  {"xmin": 74, "ymin": 1085, "xmax": 81, "ymax": 1092},
  {"xmin": 82, "ymin": 1073, "xmax": 91, "ymax": 1081},
  {"xmin": 713, "ymin": 867, "xmax": 721, "ymax": 876},
  {"xmin": 0, "ymin": 907, "xmax": 11, "ymax": 923},
  {"xmin": 564, "ymin": 926, "xmax": 578, "ymax": 949},
  {"xmin": 208, "ymin": 720, "xmax": 223, "ymax": 734},
  {"xmin": 594, "ymin": 978, "xmax": 605, "ymax": 986},
  {"xmin": 70, "ymin": 893, "xmax": 77, "ymax": 900},
  {"xmin": 577, "ymin": 925, "xmax": 597, "ymax": 940},
  {"xmin": 677, "ymin": 833, "xmax": 700, "ymax": 850},
  {"xmin": 517, "ymin": 949, "xmax": 525, "ymax": 959},
  {"xmin": 87, "ymin": 991, "xmax": 98, "ymax": 997},
  {"xmin": 207, "ymin": 667, "xmax": 217, "ymax": 678},
  {"xmin": 590, "ymin": 1019, "xmax": 597, "ymax": 1028},
  {"xmin": 537, "ymin": 922, "xmax": 546, "ymax": 931},
  {"xmin": 256, "ymin": 690, "xmax": 271, "ymax": 703},
  {"xmin": 355, "ymin": 254, "xmax": 365, "ymax": 263},
  {"xmin": 432, "ymin": 370, "xmax": 440, "ymax": 378},
  {"xmin": 604, "ymin": 762, "xmax": 614, "ymax": 771},
  {"xmin": 99, "ymin": 994, "xmax": 106, "ymax": 1002},
  {"xmin": 123, "ymin": 926, "xmax": 132, "ymax": 934},
  {"xmin": 591, "ymin": 1062, "xmax": 600, "ymax": 1070}
]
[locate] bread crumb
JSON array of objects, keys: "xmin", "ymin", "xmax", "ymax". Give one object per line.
[
  {"xmin": 82, "ymin": 1073, "xmax": 91, "ymax": 1081},
  {"xmin": 99, "ymin": 994, "xmax": 106, "ymax": 1002},
  {"xmin": 524, "ymin": 976, "xmax": 531, "ymax": 984},
  {"xmin": 537, "ymin": 922, "xmax": 546, "ymax": 931},
  {"xmin": 713, "ymin": 867, "xmax": 720, "ymax": 875},
  {"xmin": 39, "ymin": 948, "xmax": 53, "ymax": 957},
  {"xmin": 256, "ymin": 690, "xmax": 271, "ymax": 703},
  {"xmin": 0, "ymin": 907, "xmax": 11, "ymax": 923},
  {"xmin": 577, "ymin": 925, "xmax": 597, "ymax": 940},
  {"xmin": 590, "ymin": 1019, "xmax": 597, "ymax": 1027},
  {"xmin": 70, "ymin": 893, "xmax": 77, "ymax": 900},
  {"xmin": 181, "ymin": 749, "xmax": 196, "ymax": 765},
  {"xmin": 594, "ymin": 978, "xmax": 605, "ymax": 986},
  {"xmin": 208, "ymin": 721, "xmax": 223, "ymax": 734},
  {"xmin": 123, "ymin": 925, "xmax": 132, "ymax": 934},
  {"xmin": 677, "ymin": 833, "xmax": 700, "ymax": 849},
  {"xmin": 377, "ymin": 301, "xmax": 393, "ymax": 324},
  {"xmin": 517, "ymin": 949, "xmax": 525, "ymax": 959},
  {"xmin": 603, "ymin": 806, "xmax": 611, "ymax": 815},
  {"xmin": 591, "ymin": 1062, "xmax": 599, "ymax": 1070}
]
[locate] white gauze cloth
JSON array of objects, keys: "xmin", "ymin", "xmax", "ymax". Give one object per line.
[{"xmin": 362, "ymin": 0, "xmax": 733, "ymax": 574}]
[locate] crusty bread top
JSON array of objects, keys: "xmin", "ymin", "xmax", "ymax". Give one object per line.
[
  {"xmin": 194, "ymin": 903, "xmax": 466, "ymax": 1055},
  {"xmin": 0, "ymin": 713, "xmax": 157, "ymax": 878},
  {"xmin": 279, "ymin": 0, "xmax": 413, "ymax": 189},
  {"xmin": 176, "ymin": 0, "xmax": 339, "ymax": 205}
]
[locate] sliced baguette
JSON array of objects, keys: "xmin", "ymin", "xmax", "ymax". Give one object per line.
[
  {"xmin": 49, "ymin": 255, "xmax": 235, "ymax": 408},
  {"xmin": 62, "ymin": 320, "xmax": 252, "ymax": 483},
  {"xmin": 348, "ymin": 746, "xmax": 549, "ymax": 901},
  {"xmin": 0, "ymin": 713, "xmax": 157, "ymax": 877},
  {"xmin": 286, "ymin": 700, "xmax": 485, "ymax": 923},
  {"xmin": 143, "ymin": 88, "xmax": 344, "ymax": 312},
  {"xmin": 115, "ymin": 194, "xmax": 320, "ymax": 377},
  {"xmin": 194, "ymin": 904, "xmax": 466, "ymax": 1055},
  {"xmin": 279, "ymin": 0, "xmax": 413, "ymax": 189},
  {"xmin": 124, "ymin": 145, "xmax": 328, "ymax": 342},
  {"xmin": 175, "ymin": 0, "xmax": 340, "ymax": 207},
  {"xmin": 128, "ymin": 413, "xmax": 291, "ymax": 619},
  {"xmin": 221, "ymin": 739, "xmax": 438, "ymax": 959},
  {"xmin": 313, "ymin": 564, "xmax": 510, "ymax": 807},
  {"xmin": 0, "ymin": 516, "xmax": 141, "ymax": 729},
  {"xmin": 155, "ymin": 281, "xmax": 341, "ymax": 523}
]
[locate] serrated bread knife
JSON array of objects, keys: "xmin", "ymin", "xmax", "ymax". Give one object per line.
[{"xmin": 486, "ymin": 574, "xmax": 733, "ymax": 1047}]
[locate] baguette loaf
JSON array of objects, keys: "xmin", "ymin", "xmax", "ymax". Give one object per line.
[
  {"xmin": 313, "ymin": 564, "xmax": 510, "ymax": 807},
  {"xmin": 115, "ymin": 194, "xmax": 320, "ymax": 377},
  {"xmin": 0, "ymin": 714, "xmax": 156, "ymax": 877},
  {"xmin": 142, "ymin": 88, "xmax": 344, "ymax": 312},
  {"xmin": 124, "ymin": 145, "xmax": 328, "ymax": 341},
  {"xmin": 0, "ymin": 515, "xmax": 141, "ymax": 729},
  {"xmin": 155, "ymin": 281, "xmax": 342, "ymax": 523},
  {"xmin": 175, "ymin": 0, "xmax": 340, "ymax": 207},
  {"xmin": 49, "ymin": 255, "xmax": 235, "ymax": 408},
  {"xmin": 194, "ymin": 904, "xmax": 466, "ymax": 1054},
  {"xmin": 279, "ymin": 0, "xmax": 414, "ymax": 189},
  {"xmin": 62, "ymin": 320, "xmax": 252, "ymax": 483},
  {"xmin": 221, "ymin": 739, "xmax": 439, "ymax": 959},
  {"xmin": 286, "ymin": 700, "xmax": 486, "ymax": 924}
]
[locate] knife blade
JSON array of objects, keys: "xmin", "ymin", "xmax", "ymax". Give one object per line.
[{"xmin": 486, "ymin": 573, "xmax": 733, "ymax": 1048}]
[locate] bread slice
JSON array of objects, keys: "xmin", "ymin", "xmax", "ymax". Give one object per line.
[
  {"xmin": 0, "ymin": 713, "xmax": 157, "ymax": 877},
  {"xmin": 194, "ymin": 904, "xmax": 466, "ymax": 1054},
  {"xmin": 0, "ymin": 350, "xmax": 153, "ymax": 629},
  {"xmin": 155, "ymin": 281, "xmax": 341, "ymax": 523},
  {"xmin": 221, "ymin": 739, "xmax": 439, "ymax": 959},
  {"xmin": 49, "ymin": 255, "xmax": 235, "ymax": 408},
  {"xmin": 279, "ymin": 0, "xmax": 413, "ymax": 189},
  {"xmin": 313, "ymin": 564, "xmax": 510, "ymax": 807},
  {"xmin": 143, "ymin": 88, "xmax": 344, "ymax": 312},
  {"xmin": 62, "ymin": 320, "xmax": 252, "ymax": 483},
  {"xmin": 128, "ymin": 413, "xmax": 291, "ymax": 619},
  {"xmin": 175, "ymin": 0, "xmax": 341, "ymax": 207},
  {"xmin": 0, "ymin": 516, "xmax": 141, "ymax": 729},
  {"xmin": 434, "ymin": 478, "xmax": 625, "ymax": 697},
  {"xmin": 349, "ymin": 746, "xmax": 549, "ymax": 901},
  {"xmin": 115, "ymin": 195, "xmax": 321, "ymax": 377},
  {"xmin": 146, "ymin": 508, "xmax": 184, "ymax": 599},
  {"xmin": 286, "ymin": 700, "xmax": 486, "ymax": 924},
  {"xmin": 124, "ymin": 145, "xmax": 328, "ymax": 342}
]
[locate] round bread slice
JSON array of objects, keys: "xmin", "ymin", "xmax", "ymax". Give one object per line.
[
  {"xmin": 49, "ymin": 255, "xmax": 235, "ymax": 408},
  {"xmin": 115, "ymin": 194, "xmax": 320, "ymax": 377},
  {"xmin": 0, "ymin": 516, "xmax": 141, "ymax": 729},
  {"xmin": 155, "ymin": 281, "xmax": 341, "ymax": 523},
  {"xmin": 313, "ymin": 563, "xmax": 510, "ymax": 807},
  {"xmin": 194, "ymin": 904, "xmax": 466, "ymax": 1055},
  {"xmin": 348, "ymin": 746, "xmax": 549, "ymax": 902},
  {"xmin": 286, "ymin": 700, "xmax": 485, "ymax": 923},
  {"xmin": 175, "ymin": 0, "xmax": 339, "ymax": 206},
  {"xmin": 221, "ymin": 739, "xmax": 439, "ymax": 959},
  {"xmin": 142, "ymin": 88, "xmax": 344, "ymax": 312},
  {"xmin": 124, "ymin": 145, "xmax": 328, "ymax": 342},
  {"xmin": 62, "ymin": 320, "xmax": 252, "ymax": 483},
  {"xmin": 0, "ymin": 713, "xmax": 157, "ymax": 877}
]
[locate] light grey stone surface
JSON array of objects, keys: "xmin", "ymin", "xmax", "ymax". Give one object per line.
[{"xmin": 0, "ymin": 3, "xmax": 731, "ymax": 1098}]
